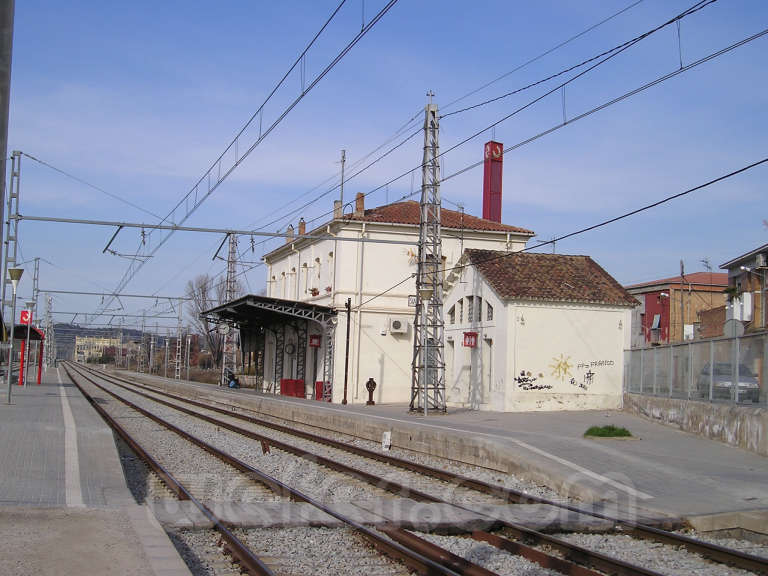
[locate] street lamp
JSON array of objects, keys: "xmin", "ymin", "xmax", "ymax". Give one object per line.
[
  {"xmin": 23, "ymin": 300, "xmax": 34, "ymax": 387},
  {"xmin": 6, "ymin": 267, "xmax": 23, "ymax": 403}
]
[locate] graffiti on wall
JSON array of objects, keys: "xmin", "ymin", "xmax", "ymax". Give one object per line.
[
  {"xmin": 570, "ymin": 369, "xmax": 595, "ymax": 390},
  {"xmin": 549, "ymin": 354, "xmax": 573, "ymax": 382},
  {"xmin": 515, "ymin": 370, "xmax": 551, "ymax": 390}
]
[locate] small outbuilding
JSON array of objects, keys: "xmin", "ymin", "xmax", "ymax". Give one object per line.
[{"xmin": 444, "ymin": 249, "xmax": 636, "ymax": 412}]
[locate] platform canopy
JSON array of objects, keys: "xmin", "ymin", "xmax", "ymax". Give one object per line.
[
  {"xmin": 11, "ymin": 325, "xmax": 44, "ymax": 341},
  {"xmin": 201, "ymin": 294, "xmax": 337, "ymax": 327}
]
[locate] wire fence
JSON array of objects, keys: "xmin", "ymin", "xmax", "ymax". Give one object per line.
[{"xmin": 624, "ymin": 332, "xmax": 768, "ymax": 406}]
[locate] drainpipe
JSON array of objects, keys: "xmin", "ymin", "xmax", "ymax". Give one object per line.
[
  {"xmin": 329, "ymin": 224, "xmax": 338, "ymax": 306},
  {"xmin": 291, "ymin": 245, "xmax": 300, "ymax": 300},
  {"xmin": 354, "ymin": 222, "xmax": 366, "ymax": 400}
]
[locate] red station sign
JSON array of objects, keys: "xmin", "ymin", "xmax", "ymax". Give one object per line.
[
  {"xmin": 19, "ymin": 310, "xmax": 32, "ymax": 325},
  {"xmin": 463, "ymin": 331, "xmax": 478, "ymax": 348},
  {"xmin": 308, "ymin": 334, "xmax": 321, "ymax": 348}
]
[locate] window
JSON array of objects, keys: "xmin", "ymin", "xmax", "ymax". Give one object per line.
[
  {"xmin": 487, "ymin": 303, "xmax": 493, "ymax": 321},
  {"xmin": 458, "ymin": 299, "xmax": 463, "ymax": 323},
  {"xmin": 467, "ymin": 296, "xmax": 474, "ymax": 322},
  {"xmin": 448, "ymin": 305, "xmax": 455, "ymax": 325},
  {"xmin": 477, "ymin": 297, "xmax": 483, "ymax": 321}
]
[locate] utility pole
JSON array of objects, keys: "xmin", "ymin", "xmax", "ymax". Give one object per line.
[
  {"xmin": 138, "ymin": 312, "xmax": 146, "ymax": 373},
  {"xmin": 680, "ymin": 259, "xmax": 686, "ymax": 342},
  {"xmin": 339, "ymin": 149, "xmax": 346, "ymax": 211},
  {"xmin": 2, "ymin": 150, "xmax": 21, "ymax": 326},
  {"xmin": 0, "ymin": 0, "xmax": 14, "ymax": 263},
  {"xmin": 174, "ymin": 298, "xmax": 183, "ymax": 379},
  {"xmin": 410, "ymin": 92, "xmax": 446, "ymax": 414},
  {"xmin": 164, "ymin": 332, "xmax": 169, "ymax": 378},
  {"xmin": 43, "ymin": 293, "xmax": 55, "ymax": 368},
  {"xmin": 149, "ymin": 328, "xmax": 155, "ymax": 374},
  {"xmin": 220, "ymin": 234, "xmax": 238, "ymax": 385},
  {"xmin": 185, "ymin": 333, "xmax": 191, "ymax": 381}
]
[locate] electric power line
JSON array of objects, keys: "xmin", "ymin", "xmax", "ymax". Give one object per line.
[{"xmin": 357, "ymin": 156, "xmax": 768, "ymax": 311}]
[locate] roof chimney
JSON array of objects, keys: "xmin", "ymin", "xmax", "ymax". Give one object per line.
[
  {"xmin": 298, "ymin": 218, "xmax": 306, "ymax": 236},
  {"xmin": 482, "ymin": 140, "xmax": 503, "ymax": 223},
  {"xmin": 333, "ymin": 200, "xmax": 342, "ymax": 219},
  {"xmin": 354, "ymin": 192, "xmax": 365, "ymax": 217},
  {"xmin": 285, "ymin": 224, "xmax": 294, "ymax": 244}
]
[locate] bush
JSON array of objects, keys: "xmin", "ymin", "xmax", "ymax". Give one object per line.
[{"xmin": 584, "ymin": 424, "xmax": 632, "ymax": 438}]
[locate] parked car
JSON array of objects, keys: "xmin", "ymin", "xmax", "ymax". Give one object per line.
[{"xmin": 696, "ymin": 362, "xmax": 760, "ymax": 402}]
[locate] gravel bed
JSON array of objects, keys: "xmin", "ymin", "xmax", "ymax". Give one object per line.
[
  {"xmin": 234, "ymin": 526, "xmax": 414, "ymax": 576},
  {"xmin": 412, "ymin": 531, "xmax": 562, "ymax": 575},
  {"xmin": 78, "ymin": 377, "xmax": 281, "ymax": 504},
  {"xmin": 555, "ymin": 532, "xmax": 762, "ymax": 576},
  {"xmin": 88, "ymin": 374, "xmax": 391, "ymax": 504},
  {"xmin": 121, "ymin": 369, "xmax": 564, "ymax": 503},
  {"xmin": 242, "ymin": 404, "xmax": 566, "ymax": 502},
  {"xmin": 167, "ymin": 529, "xmax": 241, "ymax": 576},
  {"xmin": 676, "ymin": 529, "xmax": 768, "ymax": 560},
  {"xmin": 103, "ymin": 374, "xmax": 554, "ymax": 507}
]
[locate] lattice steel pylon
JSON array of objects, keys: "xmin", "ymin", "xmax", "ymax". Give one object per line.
[
  {"xmin": 410, "ymin": 93, "xmax": 446, "ymax": 414},
  {"xmin": 137, "ymin": 312, "xmax": 146, "ymax": 372},
  {"xmin": 174, "ymin": 298, "xmax": 183, "ymax": 379},
  {"xmin": 43, "ymin": 294, "xmax": 56, "ymax": 367},
  {"xmin": 1, "ymin": 151, "xmax": 21, "ymax": 325},
  {"xmin": 219, "ymin": 234, "xmax": 238, "ymax": 385}
]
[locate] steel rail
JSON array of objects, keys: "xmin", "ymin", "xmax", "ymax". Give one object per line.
[
  {"xmin": 61, "ymin": 364, "xmax": 275, "ymax": 576},
  {"xmin": 71, "ymin": 365, "xmax": 689, "ymax": 576},
  {"xmin": 96, "ymin": 367, "xmax": 768, "ymax": 575},
  {"xmin": 380, "ymin": 525, "xmax": 500, "ymax": 576},
  {"xmin": 64, "ymin": 363, "xmax": 480, "ymax": 576},
  {"xmin": 77, "ymin": 364, "xmax": 447, "ymax": 505}
]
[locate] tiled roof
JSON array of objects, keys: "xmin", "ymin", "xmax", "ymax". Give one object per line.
[
  {"xmin": 346, "ymin": 201, "xmax": 534, "ymax": 235},
  {"xmin": 625, "ymin": 272, "xmax": 728, "ymax": 290},
  {"xmin": 465, "ymin": 249, "xmax": 637, "ymax": 307}
]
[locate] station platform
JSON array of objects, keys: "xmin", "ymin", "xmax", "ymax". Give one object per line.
[
  {"xmin": 125, "ymin": 370, "xmax": 768, "ymax": 532},
  {"xmin": 0, "ymin": 366, "xmax": 191, "ymax": 576}
]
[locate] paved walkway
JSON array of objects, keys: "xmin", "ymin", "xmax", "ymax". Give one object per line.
[{"xmin": 0, "ymin": 366, "xmax": 191, "ymax": 576}]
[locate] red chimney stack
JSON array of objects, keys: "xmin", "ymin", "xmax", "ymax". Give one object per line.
[{"xmin": 482, "ymin": 140, "xmax": 503, "ymax": 222}]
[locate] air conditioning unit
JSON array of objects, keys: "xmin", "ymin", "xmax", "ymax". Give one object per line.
[
  {"xmin": 389, "ymin": 317, "xmax": 408, "ymax": 334},
  {"xmin": 756, "ymin": 253, "xmax": 767, "ymax": 268}
]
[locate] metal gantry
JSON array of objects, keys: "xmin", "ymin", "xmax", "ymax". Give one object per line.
[
  {"xmin": 43, "ymin": 294, "xmax": 56, "ymax": 367},
  {"xmin": 220, "ymin": 234, "xmax": 238, "ymax": 385},
  {"xmin": 174, "ymin": 298, "xmax": 183, "ymax": 379},
  {"xmin": 410, "ymin": 94, "xmax": 446, "ymax": 414},
  {"xmin": 1, "ymin": 150, "xmax": 21, "ymax": 323}
]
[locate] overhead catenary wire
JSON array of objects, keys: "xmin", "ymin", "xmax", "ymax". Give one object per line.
[
  {"xmin": 228, "ymin": 0, "xmax": 648, "ymax": 247},
  {"xmin": 21, "ymin": 152, "xmax": 164, "ymax": 220},
  {"xmin": 441, "ymin": 26, "xmax": 768, "ymax": 183},
  {"xmin": 95, "ymin": 0, "xmax": 400, "ymax": 318},
  {"xmin": 356, "ymin": 157, "xmax": 768, "ymax": 311},
  {"xmin": 294, "ymin": 0, "xmax": 718, "ymax": 231}
]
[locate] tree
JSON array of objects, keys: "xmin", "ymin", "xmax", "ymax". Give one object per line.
[{"xmin": 185, "ymin": 274, "xmax": 243, "ymax": 369}]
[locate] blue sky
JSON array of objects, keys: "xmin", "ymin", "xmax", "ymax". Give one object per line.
[{"xmin": 8, "ymin": 0, "xmax": 768, "ymax": 330}]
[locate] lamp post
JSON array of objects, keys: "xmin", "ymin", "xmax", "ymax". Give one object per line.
[
  {"xmin": 5, "ymin": 267, "xmax": 23, "ymax": 403},
  {"xmin": 22, "ymin": 300, "xmax": 34, "ymax": 387}
]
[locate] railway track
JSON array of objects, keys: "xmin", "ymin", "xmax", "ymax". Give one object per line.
[
  {"xmin": 64, "ymin": 362, "xmax": 512, "ymax": 576},
  {"xmin": 67, "ymin": 363, "xmax": 768, "ymax": 576}
]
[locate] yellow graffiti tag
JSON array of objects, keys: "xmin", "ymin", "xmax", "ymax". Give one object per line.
[{"xmin": 549, "ymin": 353, "xmax": 573, "ymax": 382}]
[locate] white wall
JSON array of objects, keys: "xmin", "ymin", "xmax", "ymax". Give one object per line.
[
  {"xmin": 505, "ymin": 302, "xmax": 627, "ymax": 411},
  {"xmin": 265, "ymin": 219, "xmax": 529, "ymax": 404}
]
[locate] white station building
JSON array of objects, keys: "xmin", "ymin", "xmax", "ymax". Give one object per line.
[{"xmin": 204, "ymin": 141, "xmax": 635, "ymax": 411}]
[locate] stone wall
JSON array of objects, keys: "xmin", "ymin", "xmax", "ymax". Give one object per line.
[{"xmin": 623, "ymin": 393, "xmax": 767, "ymax": 456}]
